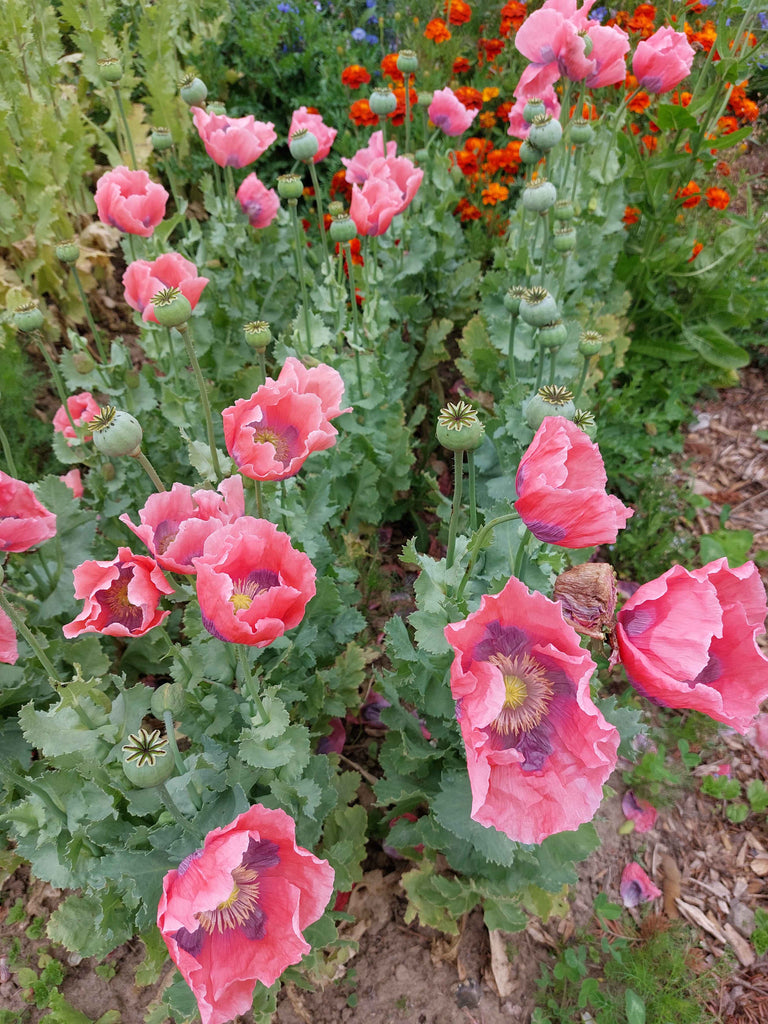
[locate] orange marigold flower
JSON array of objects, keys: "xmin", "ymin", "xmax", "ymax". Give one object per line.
[
  {"xmin": 389, "ymin": 86, "xmax": 418, "ymax": 126},
  {"xmin": 715, "ymin": 160, "xmax": 731, "ymax": 176},
  {"xmin": 454, "ymin": 86, "xmax": 484, "ymax": 110},
  {"xmin": 569, "ymin": 101, "xmax": 598, "ymax": 120},
  {"xmin": 349, "ymin": 98, "xmax": 378, "ymax": 127},
  {"xmin": 641, "ymin": 134, "xmax": 657, "ymax": 153},
  {"xmin": 479, "ymin": 37, "xmax": 505, "ymax": 61},
  {"xmin": 688, "ymin": 241, "xmax": 703, "ymax": 261},
  {"xmin": 717, "ymin": 115, "xmax": 739, "ymax": 134},
  {"xmin": 500, "ymin": 1, "xmax": 527, "ymax": 34},
  {"xmin": 479, "ymin": 110, "xmax": 497, "ymax": 129},
  {"xmin": 676, "ymin": 180, "xmax": 701, "ymax": 208},
  {"xmin": 341, "ymin": 64, "xmax": 371, "ymax": 89},
  {"xmin": 706, "ymin": 187, "xmax": 730, "ymax": 209},
  {"xmin": 629, "ymin": 91, "xmax": 651, "ymax": 113},
  {"xmin": 445, "ymin": 0, "xmax": 472, "ymax": 26},
  {"xmin": 330, "ymin": 169, "xmax": 352, "ymax": 203},
  {"xmin": 453, "ymin": 56, "xmax": 471, "ymax": 73},
  {"xmin": 686, "ymin": 0, "xmax": 706, "ymax": 12},
  {"xmin": 734, "ymin": 98, "xmax": 759, "ymax": 122},
  {"xmin": 629, "ymin": 122, "xmax": 642, "ymax": 135},
  {"xmin": 335, "ymin": 236, "xmax": 364, "ymax": 274},
  {"xmin": 454, "ymin": 149, "xmax": 479, "ymax": 175},
  {"xmin": 692, "ymin": 21, "xmax": 717, "ymax": 52},
  {"xmin": 671, "ymin": 90, "xmax": 693, "ymax": 106},
  {"xmin": 496, "ymin": 101, "xmax": 513, "ymax": 120},
  {"xmin": 623, "ymin": 205, "xmax": 641, "ymax": 226},
  {"xmin": 381, "ymin": 53, "xmax": 405, "ymax": 83},
  {"xmin": 425, "ymin": 18, "xmax": 452, "ymax": 42},
  {"xmin": 481, "ymin": 182, "xmax": 509, "ymax": 205},
  {"xmin": 454, "ymin": 198, "xmax": 482, "ymax": 221}
]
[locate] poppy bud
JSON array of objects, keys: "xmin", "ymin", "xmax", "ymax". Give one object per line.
[
  {"xmin": 289, "ymin": 128, "xmax": 319, "ymax": 162},
  {"xmin": 89, "ymin": 406, "xmax": 143, "ymax": 458},
  {"xmin": 71, "ymin": 351, "xmax": 96, "ymax": 373},
  {"xmin": 150, "ymin": 683, "xmax": 186, "ymax": 719}
]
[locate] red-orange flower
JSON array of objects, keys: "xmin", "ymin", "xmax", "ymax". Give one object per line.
[
  {"xmin": 341, "ymin": 64, "xmax": 371, "ymax": 89},
  {"xmin": 381, "ymin": 52, "xmax": 405, "ymax": 83},
  {"xmin": 425, "ymin": 17, "xmax": 452, "ymax": 42},
  {"xmin": 500, "ymin": 0, "xmax": 527, "ymax": 34},
  {"xmin": 389, "ymin": 86, "xmax": 418, "ymax": 126},
  {"xmin": 445, "ymin": 0, "xmax": 471, "ymax": 25},
  {"xmin": 671, "ymin": 89, "xmax": 693, "ymax": 105},
  {"xmin": 623, "ymin": 205, "xmax": 641, "ymax": 226},
  {"xmin": 688, "ymin": 241, "xmax": 703, "ymax": 261},
  {"xmin": 349, "ymin": 98, "xmax": 378, "ymax": 127},
  {"xmin": 715, "ymin": 160, "xmax": 731, "ymax": 176},
  {"xmin": 330, "ymin": 169, "xmax": 353, "ymax": 203},
  {"xmin": 676, "ymin": 180, "xmax": 701, "ymax": 208},
  {"xmin": 454, "ymin": 86, "xmax": 483, "ymax": 110},
  {"xmin": 629, "ymin": 91, "xmax": 651, "ymax": 113},
  {"xmin": 453, "ymin": 56, "xmax": 472, "ymax": 73},
  {"xmin": 641, "ymin": 134, "xmax": 657, "ymax": 153},
  {"xmin": 454, "ymin": 198, "xmax": 482, "ymax": 221},
  {"xmin": 706, "ymin": 187, "xmax": 730, "ymax": 210},
  {"xmin": 479, "ymin": 110, "xmax": 497, "ymax": 129},
  {"xmin": 479, "ymin": 37, "xmax": 505, "ymax": 61},
  {"xmin": 453, "ymin": 149, "xmax": 479, "ymax": 175},
  {"xmin": 481, "ymin": 182, "xmax": 509, "ymax": 205},
  {"xmin": 717, "ymin": 115, "xmax": 739, "ymax": 134}
]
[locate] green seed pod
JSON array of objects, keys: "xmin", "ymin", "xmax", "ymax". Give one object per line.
[
  {"xmin": 369, "ymin": 88, "xmax": 398, "ymax": 116},
  {"xmin": 71, "ymin": 350, "xmax": 96, "ymax": 374},
  {"xmin": 523, "ymin": 98, "xmax": 546, "ymax": 124},
  {"xmin": 122, "ymin": 728, "xmax": 174, "ymax": 788},
  {"xmin": 525, "ymin": 385, "xmax": 575, "ymax": 430},
  {"xmin": 519, "ymin": 286, "xmax": 559, "ymax": 327},
  {"xmin": 208, "ymin": 102, "xmax": 227, "ymax": 115},
  {"xmin": 329, "ymin": 215, "xmax": 357, "ymax": 243},
  {"xmin": 122, "ymin": 749, "xmax": 174, "ymax": 788},
  {"xmin": 553, "ymin": 199, "xmax": 575, "ymax": 222},
  {"xmin": 573, "ymin": 408, "xmax": 597, "ymax": 438},
  {"xmin": 580, "ymin": 32, "xmax": 594, "ymax": 57},
  {"xmin": 150, "ymin": 683, "xmax": 186, "ymax": 719},
  {"xmin": 436, "ymin": 400, "xmax": 485, "ymax": 452},
  {"xmin": 537, "ymin": 320, "xmax": 568, "ymax": 350},
  {"xmin": 180, "ymin": 74, "xmax": 207, "ymax": 106},
  {"xmin": 14, "ymin": 302, "xmax": 44, "ymax": 332},
  {"xmin": 289, "ymin": 128, "xmax": 319, "ymax": 162},
  {"xmin": 503, "ymin": 285, "xmax": 527, "ymax": 315},
  {"xmin": 528, "ymin": 114, "xmax": 563, "ymax": 151},
  {"xmin": 519, "ymin": 139, "xmax": 543, "ymax": 165},
  {"xmin": 97, "ymin": 57, "xmax": 123, "ymax": 83},
  {"xmin": 553, "ymin": 226, "xmax": 577, "ymax": 252},
  {"xmin": 151, "ymin": 127, "xmax": 174, "ymax": 152},
  {"xmin": 277, "ymin": 174, "xmax": 303, "ymax": 200},
  {"xmin": 125, "ymin": 370, "xmax": 141, "ymax": 390},
  {"xmin": 90, "ymin": 406, "xmax": 143, "ymax": 458},
  {"xmin": 152, "ymin": 287, "xmax": 192, "ymax": 329},
  {"xmin": 243, "ymin": 320, "xmax": 272, "ymax": 350},
  {"xmin": 578, "ymin": 330, "xmax": 603, "ymax": 357},
  {"xmin": 327, "ymin": 201, "xmax": 345, "ymax": 217},
  {"xmin": 417, "ymin": 91, "xmax": 434, "ymax": 108},
  {"xmin": 397, "ymin": 49, "xmax": 418, "ymax": 74},
  {"xmin": 522, "ymin": 178, "xmax": 557, "ymax": 213},
  {"xmin": 570, "ymin": 118, "xmax": 594, "ymax": 145},
  {"xmin": 56, "ymin": 240, "xmax": 80, "ymax": 264},
  {"xmin": 101, "ymin": 461, "xmax": 116, "ymax": 481}
]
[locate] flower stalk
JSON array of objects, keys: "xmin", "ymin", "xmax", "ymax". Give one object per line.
[{"xmin": 175, "ymin": 321, "xmax": 222, "ymax": 481}]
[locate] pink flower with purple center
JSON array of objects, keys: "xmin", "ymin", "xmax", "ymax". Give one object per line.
[{"xmin": 620, "ymin": 862, "xmax": 661, "ymax": 907}]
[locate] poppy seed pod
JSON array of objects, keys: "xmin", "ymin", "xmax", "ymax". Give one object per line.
[
  {"xmin": 152, "ymin": 287, "xmax": 192, "ymax": 329},
  {"xmin": 56, "ymin": 240, "xmax": 80, "ymax": 264},
  {"xmin": 14, "ymin": 302, "xmax": 44, "ymax": 332},
  {"xmin": 524, "ymin": 385, "xmax": 575, "ymax": 429},
  {"xmin": 97, "ymin": 57, "xmax": 122, "ymax": 83},
  {"xmin": 553, "ymin": 199, "xmax": 575, "ymax": 221},
  {"xmin": 122, "ymin": 729, "xmax": 175, "ymax": 788},
  {"xmin": 89, "ymin": 406, "xmax": 143, "ymax": 458},
  {"xmin": 519, "ymin": 286, "xmax": 559, "ymax": 327},
  {"xmin": 503, "ymin": 285, "xmax": 527, "ymax": 315},
  {"xmin": 537, "ymin": 320, "xmax": 568, "ymax": 350},
  {"xmin": 289, "ymin": 128, "xmax": 319, "ymax": 162},
  {"xmin": 436, "ymin": 400, "xmax": 485, "ymax": 451},
  {"xmin": 329, "ymin": 215, "xmax": 357, "ymax": 243},
  {"xmin": 578, "ymin": 330, "xmax": 603, "ymax": 357},
  {"xmin": 151, "ymin": 127, "xmax": 174, "ymax": 152},
  {"xmin": 243, "ymin": 321, "xmax": 272, "ymax": 350},
  {"xmin": 397, "ymin": 49, "xmax": 418, "ymax": 73},
  {"xmin": 180, "ymin": 74, "xmax": 208, "ymax": 106},
  {"xmin": 570, "ymin": 118, "xmax": 594, "ymax": 145},
  {"xmin": 277, "ymin": 174, "xmax": 304, "ymax": 200},
  {"xmin": 523, "ymin": 98, "xmax": 546, "ymax": 123},
  {"xmin": 553, "ymin": 226, "xmax": 577, "ymax": 252},
  {"xmin": 519, "ymin": 139, "xmax": 543, "ymax": 165},
  {"xmin": 528, "ymin": 114, "xmax": 563, "ymax": 151},
  {"xmin": 369, "ymin": 88, "xmax": 398, "ymax": 116},
  {"xmin": 522, "ymin": 178, "xmax": 557, "ymax": 213}
]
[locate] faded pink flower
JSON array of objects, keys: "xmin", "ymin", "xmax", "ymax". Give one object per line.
[
  {"xmin": 0, "ymin": 472, "xmax": 57, "ymax": 553},
  {"xmin": 515, "ymin": 417, "xmax": 633, "ymax": 548},
  {"xmin": 349, "ymin": 155, "xmax": 423, "ymax": 236},
  {"xmin": 0, "ymin": 604, "xmax": 18, "ymax": 665},
  {"xmin": 123, "ymin": 253, "xmax": 209, "ymax": 324},
  {"xmin": 62, "ymin": 547, "xmax": 173, "ymax": 638},
  {"xmin": 514, "ymin": 0, "xmax": 598, "ymax": 96},
  {"xmin": 53, "ymin": 392, "xmax": 102, "ymax": 444},
  {"xmin": 620, "ymin": 862, "xmax": 661, "ymax": 907},
  {"xmin": 222, "ymin": 357, "xmax": 350, "ymax": 482},
  {"xmin": 60, "ymin": 469, "xmax": 84, "ymax": 499},
  {"xmin": 158, "ymin": 804, "xmax": 334, "ymax": 1024},
  {"xmin": 444, "ymin": 575, "xmax": 619, "ymax": 845},
  {"xmin": 341, "ymin": 130, "xmax": 398, "ymax": 185},
  {"xmin": 236, "ymin": 173, "xmax": 280, "ymax": 228},
  {"xmin": 289, "ymin": 106, "xmax": 337, "ymax": 162},
  {"xmin": 584, "ymin": 23, "xmax": 630, "ymax": 87},
  {"xmin": 615, "ymin": 559, "xmax": 768, "ymax": 733},
  {"xmin": 507, "ymin": 85, "xmax": 561, "ymax": 139},
  {"xmin": 428, "ymin": 87, "xmax": 478, "ymax": 136},
  {"xmin": 632, "ymin": 26, "xmax": 695, "ymax": 94},
  {"xmin": 622, "ymin": 790, "xmax": 657, "ymax": 832},
  {"xmin": 193, "ymin": 517, "xmax": 316, "ymax": 647},
  {"xmin": 95, "ymin": 166, "xmax": 168, "ymax": 237},
  {"xmin": 192, "ymin": 107, "xmax": 277, "ymax": 168},
  {"xmin": 119, "ymin": 477, "xmax": 245, "ymax": 575}
]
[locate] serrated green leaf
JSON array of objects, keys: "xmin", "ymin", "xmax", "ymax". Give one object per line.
[
  {"xmin": 401, "ymin": 860, "xmax": 478, "ymax": 934},
  {"xmin": 432, "ymin": 772, "xmax": 519, "ymax": 867}
]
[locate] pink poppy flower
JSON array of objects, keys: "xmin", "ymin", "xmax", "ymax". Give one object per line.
[
  {"xmin": 62, "ymin": 547, "xmax": 173, "ymax": 638},
  {"xmin": 289, "ymin": 106, "xmax": 337, "ymax": 162},
  {"xmin": 341, "ymin": 130, "xmax": 398, "ymax": 185},
  {"xmin": 632, "ymin": 26, "xmax": 695, "ymax": 94},
  {"xmin": 428, "ymin": 87, "xmax": 478, "ymax": 136},
  {"xmin": 0, "ymin": 472, "xmax": 57, "ymax": 553},
  {"xmin": 349, "ymin": 155, "xmax": 423, "ymax": 237},
  {"xmin": 191, "ymin": 107, "xmax": 276, "ymax": 168},
  {"xmin": 236, "ymin": 173, "xmax": 280, "ymax": 229},
  {"xmin": 222, "ymin": 357, "xmax": 350, "ymax": 482},
  {"xmin": 746, "ymin": 713, "xmax": 768, "ymax": 759},
  {"xmin": 444, "ymin": 575, "xmax": 619, "ymax": 845},
  {"xmin": 0, "ymin": 605, "xmax": 18, "ymax": 665},
  {"xmin": 158, "ymin": 804, "xmax": 334, "ymax": 1024},
  {"xmin": 620, "ymin": 862, "xmax": 661, "ymax": 907},
  {"xmin": 53, "ymin": 392, "xmax": 102, "ymax": 444},
  {"xmin": 123, "ymin": 253, "xmax": 209, "ymax": 325},
  {"xmin": 507, "ymin": 85, "xmax": 561, "ymax": 139},
  {"xmin": 119, "ymin": 477, "xmax": 245, "ymax": 575},
  {"xmin": 514, "ymin": 0, "xmax": 598, "ymax": 96},
  {"xmin": 515, "ymin": 417, "xmax": 633, "ymax": 548},
  {"xmin": 584, "ymin": 23, "xmax": 630, "ymax": 87},
  {"xmin": 621, "ymin": 790, "xmax": 657, "ymax": 832},
  {"xmin": 59, "ymin": 469, "xmax": 84, "ymax": 499},
  {"xmin": 615, "ymin": 559, "xmax": 768, "ymax": 733},
  {"xmin": 94, "ymin": 166, "xmax": 168, "ymax": 237},
  {"xmin": 193, "ymin": 517, "xmax": 316, "ymax": 647}
]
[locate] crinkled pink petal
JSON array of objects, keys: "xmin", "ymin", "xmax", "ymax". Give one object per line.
[
  {"xmin": 0, "ymin": 605, "xmax": 18, "ymax": 664},
  {"xmin": 428, "ymin": 87, "xmax": 478, "ymax": 136},
  {"xmin": 622, "ymin": 790, "xmax": 658, "ymax": 832},
  {"xmin": 236, "ymin": 173, "xmax": 280, "ymax": 228},
  {"xmin": 585, "ymin": 23, "xmax": 630, "ymax": 87},
  {"xmin": 60, "ymin": 469, "xmax": 84, "ymax": 499},
  {"xmin": 0, "ymin": 472, "xmax": 57, "ymax": 552},
  {"xmin": 633, "ymin": 26, "xmax": 695, "ymax": 94},
  {"xmin": 620, "ymin": 862, "xmax": 661, "ymax": 907},
  {"xmin": 341, "ymin": 130, "xmax": 398, "ymax": 184}
]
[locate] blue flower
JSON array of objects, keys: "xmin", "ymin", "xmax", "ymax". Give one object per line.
[
  {"xmin": 366, "ymin": 0, "xmax": 377, "ymax": 6},
  {"xmin": 758, "ymin": 10, "xmax": 768, "ymax": 26},
  {"xmin": 351, "ymin": 26, "xmax": 367, "ymax": 40},
  {"xmin": 277, "ymin": 2, "xmax": 298, "ymax": 11},
  {"xmin": 365, "ymin": 33, "xmax": 378, "ymax": 44},
  {"xmin": 589, "ymin": 6, "xmax": 607, "ymax": 20}
]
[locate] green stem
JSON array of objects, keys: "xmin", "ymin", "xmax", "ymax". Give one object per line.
[
  {"xmin": 32, "ymin": 335, "xmax": 77, "ymax": 432},
  {"xmin": 157, "ymin": 782, "xmax": 203, "ymax": 838},
  {"xmin": 307, "ymin": 160, "xmax": 331, "ymax": 275},
  {"xmin": 254, "ymin": 479, "xmax": 263, "ymax": 518},
  {"xmin": 404, "ymin": 76, "xmax": 412, "ymax": 154},
  {"xmin": 288, "ymin": 200, "xmax": 311, "ymax": 355},
  {"xmin": 467, "ymin": 450, "xmax": 477, "ymax": 532},
  {"xmin": 162, "ymin": 709, "xmax": 202, "ymax": 811},
  {"xmin": 513, "ymin": 526, "xmax": 530, "ymax": 580},
  {"xmin": 446, "ymin": 448, "xmax": 464, "ymax": 569},
  {"xmin": 133, "ymin": 450, "xmax": 167, "ymax": 492},
  {"xmin": 71, "ymin": 266, "xmax": 107, "ymax": 362},
  {"xmin": 113, "ymin": 86, "xmax": 137, "ymax": 169},
  {"xmin": 455, "ymin": 512, "xmax": 520, "ymax": 604},
  {"xmin": 343, "ymin": 242, "xmax": 364, "ymax": 397},
  {"xmin": 236, "ymin": 645, "xmax": 269, "ymax": 724},
  {"xmin": 0, "ymin": 588, "xmax": 60, "ymax": 683},
  {"xmin": 549, "ymin": 347, "xmax": 557, "ymax": 386},
  {"xmin": 535, "ymin": 340, "xmax": 545, "ymax": 391},
  {"xmin": 2, "ymin": 763, "xmax": 67, "ymax": 822},
  {"xmin": 507, "ymin": 313, "xmax": 517, "ymax": 383},
  {"xmin": 177, "ymin": 322, "xmax": 222, "ymax": 480},
  {"xmin": 257, "ymin": 349, "xmax": 266, "ymax": 387},
  {"xmin": 573, "ymin": 356, "xmax": 589, "ymax": 401},
  {"xmin": 0, "ymin": 422, "xmax": 18, "ymax": 476}
]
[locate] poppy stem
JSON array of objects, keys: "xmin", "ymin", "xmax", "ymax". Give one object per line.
[
  {"xmin": 113, "ymin": 85, "xmax": 137, "ymax": 170},
  {"xmin": 306, "ymin": 160, "xmax": 331, "ymax": 275},
  {"xmin": 71, "ymin": 265, "xmax": 108, "ymax": 362},
  {"xmin": 574, "ymin": 356, "xmax": 589, "ymax": 401},
  {"xmin": 237, "ymin": 645, "xmax": 269, "ymax": 725},
  {"xmin": 31, "ymin": 334, "xmax": 78, "ymax": 434},
  {"xmin": 514, "ymin": 527, "xmax": 530, "ymax": 580},
  {"xmin": 454, "ymin": 512, "xmax": 520, "ymax": 604},
  {"xmin": 288, "ymin": 199, "xmax": 311, "ymax": 354},
  {"xmin": 507, "ymin": 312, "xmax": 517, "ymax": 383},
  {"xmin": 0, "ymin": 422, "xmax": 18, "ymax": 477},
  {"xmin": 176, "ymin": 322, "xmax": 222, "ymax": 481},
  {"xmin": 162, "ymin": 709, "xmax": 203, "ymax": 811},
  {"xmin": 157, "ymin": 782, "xmax": 204, "ymax": 839},
  {"xmin": 535, "ymin": 341, "xmax": 545, "ymax": 391},
  {"xmin": 446, "ymin": 449, "xmax": 464, "ymax": 569},
  {"xmin": 0, "ymin": 588, "xmax": 60, "ymax": 684},
  {"xmin": 254, "ymin": 479, "xmax": 263, "ymax": 518},
  {"xmin": 467, "ymin": 450, "xmax": 477, "ymax": 532},
  {"xmin": 133, "ymin": 450, "xmax": 167, "ymax": 492},
  {"xmin": 404, "ymin": 77, "xmax": 412, "ymax": 154},
  {"xmin": 549, "ymin": 348, "xmax": 557, "ymax": 386}
]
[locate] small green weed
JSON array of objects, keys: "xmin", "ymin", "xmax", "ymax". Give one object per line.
[
  {"xmin": 752, "ymin": 909, "xmax": 768, "ymax": 956},
  {"xmin": 700, "ymin": 774, "xmax": 768, "ymax": 825}
]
